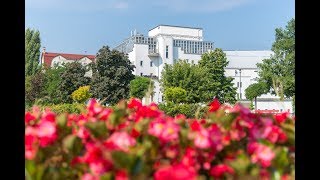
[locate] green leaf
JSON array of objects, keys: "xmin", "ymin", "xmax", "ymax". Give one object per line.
[
  {"xmin": 63, "ymin": 134, "xmax": 83, "ymax": 155},
  {"xmin": 85, "ymin": 121, "xmax": 108, "ymax": 138},
  {"xmin": 56, "ymin": 113, "xmax": 67, "ymax": 128}
]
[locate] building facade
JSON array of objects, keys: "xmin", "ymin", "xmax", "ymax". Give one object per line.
[{"xmin": 114, "ymin": 25, "xmax": 293, "ymax": 113}]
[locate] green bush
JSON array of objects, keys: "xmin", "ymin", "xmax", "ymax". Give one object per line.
[
  {"xmin": 164, "ymin": 87, "xmax": 187, "ymax": 103},
  {"xmin": 72, "ymin": 86, "xmax": 92, "ymax": 103},
  {"xmin": 158, "ymin": 102, "xmax": 208, "ymax": 118},
  {"xmin": 26, "ymin": 103, "xmax": 86, "ymax": 114}
]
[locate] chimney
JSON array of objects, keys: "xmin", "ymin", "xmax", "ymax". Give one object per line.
[{"xmin": 41, "ymin": 47, "xmax": 46, "ymax": 65}]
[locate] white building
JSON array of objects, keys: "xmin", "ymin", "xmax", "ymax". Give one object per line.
[{"xmin": 114, "ymin": 25, "xmax": 293, "ymax": 114}]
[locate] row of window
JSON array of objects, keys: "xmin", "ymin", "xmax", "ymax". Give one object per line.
[
  {"xmin": 140, "ymin": 60, "xmax": 153, "ymax": 67},
  {"xmin": 173, "ymin": 39, "xmax": 213, "ymax": 54},
  {"xmin": 133, "ymin": 36, "xmax": 156, "ymax": 45}
]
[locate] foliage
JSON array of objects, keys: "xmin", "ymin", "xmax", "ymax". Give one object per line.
[
  {"xmin": 129, "ymin": 76, "xmax": 153, "ymax": 99},
  {"xmin": 25, "ymin": 28, "xmax": 41, "ymax": 76},
  {"xmin": 26, "ymin": 103, "xmax": 86, "ymax": 114},
  {"xmin": 161, "ymin": 49, "xmax": 237, "ymax": 104},
  {"xmin": 72, "ymin": 86, "xmax": 92, "ymax": 103},
  {"xmin": 161, "ymin": 60, "xmax": 211, "ymax": 103},
  {"xmin": 244, "ymin": 82, "xmax": 268, "ymax": 101},
  {"xmin": 25, "ymin": 98, "xmax": 295, "ymax": 180},
  {"xmin": 91, "ymin": 46, "xmax": 135, "ymax": 105},
  {"xmin": 257, "ymin": 18, "xmax": 295, "ymax": 100},
  {"xmin": 164, "ymin": 87, "xmax": 187, "ymax": 103},
  {"xmin": 158, "ymin": 102, "xmax": 208, "ymax": 118},
  {"xmin": 198, "ymin": 48, "xmax": 237, "ymax": 104},
  {"xmin": 25, "ymin": 71, "xmax": 46, "ymax": 106},
  {"xmin": 57, "ymin": 62, "xmax": 91, "ymax": 103},
  {"xmin": 41, "ymin": 65, "xmax": 66, "ymax": 104}
]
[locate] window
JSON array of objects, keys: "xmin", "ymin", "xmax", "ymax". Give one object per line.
[
  {"xmin": 140, "ymin": 60, "xmax": 143, "ymax": 66},
  {"xmin": 166, "ymin": 45, "xmax": 169, "ymax": 58},
  {"xmin": 150, "ymin": 61, "xmax": 153, "ymax": 67},
  {"xmin": 237, "ymin": 82, "xmax": 239, "ymax": 87},
  {"xmin": 240, "ymin": 82, "xmax": 242, "ymax": 87},
  {"xmin": 140, "ymin": 73, "xmax": 143, "ymax": 76},
  {"xmin": 240, "ymin": 93, "xmax": 242, "ymax": 99}
]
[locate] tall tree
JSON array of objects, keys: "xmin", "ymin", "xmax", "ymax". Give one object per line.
[
  {"xmin": 57, "ymin": 62, "xmax": 91, "ymax": 103},
  {"xmin": 25, "ymin": 28, "xmax": 41, "ymax": 76},
  {"xmin": 91, "ymin": 46, "xmax": 135, "ymax": 105},
  {"xmin": 198, "ymin": 48, "xmax": 237, "ymax": 103},
  {"xmin": 257, "ymin": 18, "xmax": 295, "ymax": 100},
  {"xmin": 161, "ymin": 60, "xmax": 209, "ymax": 103}
]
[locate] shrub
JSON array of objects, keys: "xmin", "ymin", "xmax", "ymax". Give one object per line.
[
  {"xmin": 158, "ymin": 102, "xmax": 208, "ymax": 118},
  {"xmin": 72, "ymin": 86, "xmax": 92, "ymax": 103},
  {"xmin": 164, "ymin": 87, "xmax": 187, "ymax": 103},
  {"xmin": 25, "ymin": 98, "xmax": 295, "ymax": 180},
  {"xmin": 26, "ymin": 103, "xmax": 86, "ymax": 114}
]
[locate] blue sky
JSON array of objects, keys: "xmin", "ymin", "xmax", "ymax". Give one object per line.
[{"xmin": 26, "ymin": 0, "xmax": 294, "ymax": 55}]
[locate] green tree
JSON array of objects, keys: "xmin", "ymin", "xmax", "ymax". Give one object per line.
[
  {"xmin": 198, "ymin": 48, "xmax": 237, "ymax": 103},
  {"xmin": 91, "ymin": 46, "xmax": 135, "ymax": 105},
  {"xmin": 244, "ymin": 82, "xmax": 268, "ymax": 110},
  {"xmin": 164, "ymin": 87, "xmax": 187, "ymax": 103},
  {"xmin": 257, "ymin": 18, "xmax": 295, "ymax": 100},
  {"xmin": 161, "ymin": 60, "xmax": 209, "ymax": 103},
  {"xmin": 57, "ymin": 62, "xmax": 91, "ymax": 103},
  {"xmin": 25, "ymin": 72, "xmax": 46, "ymax": 106},
  {"xmin": 25, "ymin": 28, "xmax": 41, "ymax": 76},
  {"xmin": 130, "ymin": 76, "xmax": 153, "ymax": 99}
]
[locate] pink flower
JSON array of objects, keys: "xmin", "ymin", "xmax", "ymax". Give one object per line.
[
  {"xmin": 81, "ymin": 173, "xmax": 99, "ymax": 180},
  {"xmin": 247, "ymin": 142, "xmax": 275, "ymax": 168},
  {"xmin": 87, "ymin": 99, "xmax": 103, "ymax": 116},
  {"xmin": 148, "ymin": 118, "xmax": 180, "ymax": 142},
  {"xmin": 36, "ymin": 120, "xmax": 57, "ymax": 147},
  {"xmin": 154, "ymin": 164, "xmax": 197, "ymax": 180},
  {"xmin": 25, "ymin": 133, "xmax": 38, "ymax": 160},
  {"xmin": 194, "ymin": 128, "xmax": 211, "ymax": 149},
  {"xmin": 210, "ymin": 164, "xmax": 234, "ymax": 178},
  {"xmin": 105, "ymin": 132, "xmax": 136, "ymax": 151}
]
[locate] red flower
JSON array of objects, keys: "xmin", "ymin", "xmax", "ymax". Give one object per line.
[
  {"xmin": 210, "ymin": 164, "xmax": 234, "ymax": 178},
  {"xmin": 209, "ymin": 98, "xmax": 221, "ymax": 112},
  {"xmin": 275, "ymin": 112, "xmax": 288, "ymax": 124},
  {"xmin": 259, "ymin": 169, "xmax": 270, "ymax": 180},
  {"xmin": 127, "ymin": 98, "xmax": 142, "ymax": 109},
  {"xmin": 154, "ymin": 164, "xmax": 197, "ymax": 180},
  {"xmin": 25, "ymin": 112, "xmax": 36, "ymax": 125},
  {"xmin": 148, "ymin": 118, "xmax": 180, "ymax": 142},
  {"xmin": 25, "ymin": 132, "xmax": 38, "ymax": 160},
  {"xmin": 190, "ymin": 121, "xmax": 201, "ymax": 131},
  {"xmin": 115, "ymin": 170, "xmax": 129, "ymax": 180},
  {"xmin": 130, "ymin": 128, "xmax": 140, "ymax": 138}
]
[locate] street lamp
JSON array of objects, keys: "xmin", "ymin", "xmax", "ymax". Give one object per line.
[{"xmin": 235, "ymin": 69, "xmax": 242, "ymax": 100}]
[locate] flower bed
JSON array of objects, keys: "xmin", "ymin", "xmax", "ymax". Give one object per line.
[{"xmin": 25, "ymin": 98, "xmax": 295, "ymax": 180}]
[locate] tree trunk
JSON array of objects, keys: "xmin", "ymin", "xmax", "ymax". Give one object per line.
[{"xmin": 254, "ymin": 97, "xmax": 257, "ymax": 110}]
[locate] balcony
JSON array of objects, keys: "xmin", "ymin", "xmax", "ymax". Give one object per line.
[{"xmin": 148, "ymin": 49, "xmax": 159, "ymax": 57}]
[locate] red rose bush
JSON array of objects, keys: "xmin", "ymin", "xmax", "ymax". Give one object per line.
[{"xmin": 25, "ymin": 98, "xmax": 295, "ymax": 179}]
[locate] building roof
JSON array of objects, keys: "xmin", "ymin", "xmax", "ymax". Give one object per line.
[
  {"xmin": 149, "ymin": 24, "xmax": 202, "ymax": 32},
  {"xmin": 42, "ymin": 52, "xmax": 95, "ymax": 67},
  {"xmin": 224, "ymin": 50, "xmax": 274, "ymax": 69}
]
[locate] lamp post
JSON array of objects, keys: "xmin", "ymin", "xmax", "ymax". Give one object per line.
[{"xmin": 235, "ymin": 69, "xmax": 242, "ymax": 100}]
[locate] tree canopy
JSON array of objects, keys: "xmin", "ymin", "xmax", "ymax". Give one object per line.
[
  {"xmin": 244, "ymin": 82, "xmax": 268, "ymax": 101},
  {"xmin": 90, "ymin": 46, "xmax": 135, "ymax": 105},
  {"xmin": 130, "ymin": 76, "xmax": 154, "ymax": 99},
  {"xmin": 161, "ymin": 48, "xmax": 237, "ymax": 104},
  {"xmin": 25, "ymin": 28, "xmax": 41, "ymax": 76},
  {"xmin": 257, "ymin": 18, "xmax": 295, "ymax": 100}
]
